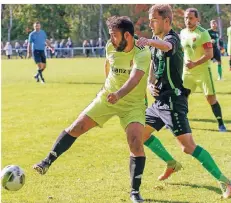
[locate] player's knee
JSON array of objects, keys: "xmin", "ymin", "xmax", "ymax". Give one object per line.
[
  {"xmin": 66, "ymin": 120, "xmax": 87, "ymax": 137},
  {"xmin": 128, "ymin": 134, "xmax": 144, "ymax": 155},
  {"xmin": 181, "ymin": 145, "xmax": 195, "ymax": 155}
]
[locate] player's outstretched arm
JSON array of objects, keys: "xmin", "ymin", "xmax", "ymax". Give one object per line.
[{"xmin": 137, "ymin": 37, "xmax": 172, "ymax": 52}]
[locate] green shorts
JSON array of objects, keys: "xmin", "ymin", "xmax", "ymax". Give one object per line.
[
  {"xmin": 183, "ymin": 67, "xmax": 216, "ymax": 96},
  {"xmin": 83, "ymin": 94, "xmax": 146, "ymax": 130}
]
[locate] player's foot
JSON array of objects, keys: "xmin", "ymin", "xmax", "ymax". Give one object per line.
[
  {"xmin": 219, "ymin": 182, "xmax": 231, "ymax": 199},
  {"xmin": 130, "ymin": 191, "xmax": 144, "ymax": 203},
  {"xmin": 33, "ymin": 160, "xmax": 50, "ymax": 175},
  {"xmin": 158, "ymin": 161, "xmax": 182, "ymax": 181},
  {"xmin": 41, "ymin": 78, "xmax": 45, "ymax": 84},
  {"xmin": 219, "ymin": 125, "xmax": 227, "ymax": 132},
  {"xmin": 34, "ymin": 74, "xmax": 40, "ymax": 82}
]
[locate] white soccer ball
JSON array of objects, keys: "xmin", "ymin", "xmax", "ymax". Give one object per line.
[{"xmin": 1, "ymin": 165, "xmax": 25, "ymax": 191}]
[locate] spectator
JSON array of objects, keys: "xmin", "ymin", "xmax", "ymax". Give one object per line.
[
  {"xmin": 59, "ymin": 39, "xmax": 65, "ymax": 58},
  {"xmin": 23, "ymin": 39, "xmax": 28, "ymax": 58},
  {"xmin": 96, "ymin": 37, "xmax": 105, "ymax": 57},
  {"xmin": 82, "ymin": 40, "xmax": 90, "ymax": 57},
  {"xmin": 15, "ymin": 42, "xmax": 23, "ymax": 59},
  {"xmin": 54, "ymin": 40, "xmax": 59, "ymax": 58},
  {"xmin": 4, "ymin": 42, "xmax": 13, "ymax": 59},
  {"xmin": 66, "ymin": 37, "xmax": 73, "ymax": 57},
  {"xmin": 89, "ymin": 39, "xmax": 96, "ymax": 57}
]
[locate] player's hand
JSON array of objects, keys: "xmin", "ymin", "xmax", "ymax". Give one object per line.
[
  {"xmin": 148, "ymin": 84, "xmax": 159, "ymax": 97},
  {"xmin": 211, "ymin": 39, "xmax": 215, "ymax": 44},
  {"xmin": 107, "ymin": 92, "xmax": 120, "ymax": 104},
  {"xmin": 185, "ymin": 60, "xmax": 196, "ymax": 69},
  {"xmin": 137, "ymin": 37, "xmax": 150, "ymax": 47}
]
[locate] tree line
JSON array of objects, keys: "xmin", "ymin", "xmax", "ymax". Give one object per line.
[{"xmin": 1, "ymin": 4, "xmax": 231, "ymax": 45}]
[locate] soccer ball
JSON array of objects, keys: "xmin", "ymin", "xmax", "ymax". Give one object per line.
[{"xmin": 1, "ymin": 165, "xmax": 25, "ymax": 191}]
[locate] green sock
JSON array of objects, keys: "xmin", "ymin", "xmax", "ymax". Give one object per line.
[
  {"xmin": 218, "ymin": 64, "xmax": 222, "ymax": 78},
  {"xmin": 192, "ymin": 145, "xmax": 230, "ymax": 184},
  {"xmin": 144, "ymin": 135, "xmax": 175, "ymax": 166}
]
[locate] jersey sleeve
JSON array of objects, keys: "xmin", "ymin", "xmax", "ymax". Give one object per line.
[
  {"xmin": 163, "ymin": 34, "xmax": 179, "ymax": 56},
  {"xmin": 44, "ymin": 31, "xmax": 47, "ymax": 40},
  {"xmin": 133, "ymin": 48, "xmax": 151, "ymax": 73},
  {"xmin": 200, "ymin": 30, "xmax": 211, "ymax": 45},
  {"xmin": 105, "ymin": 40, "xmax": 111, "ymax": 59}
]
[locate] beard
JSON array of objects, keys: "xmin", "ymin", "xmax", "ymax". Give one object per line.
[{"xmin": 115, "ymin": 35, "xmax": 127, "ymax": 52}]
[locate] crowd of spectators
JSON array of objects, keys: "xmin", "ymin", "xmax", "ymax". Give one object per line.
[{"xmin": 1, "ymin": 37, "xmax": 106, "ymax": 59}]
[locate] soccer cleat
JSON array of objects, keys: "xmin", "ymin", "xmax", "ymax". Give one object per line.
[
  {"xmin": 219, "ymin": 125, "xmax": 227, "ymax": 132},
  {"xmin": 33, "ymin": 160, "xmax": 50, "ymax": 175},
  {"xmin": 41, "ymin": 78, "xmax": 45, "ymax": 84},
  {"xmin": 130, "ymin": 191, "xmax": 144, "ymax": 203},
  {"xmin": 158, "ymin": 161, "xmax": 182, "ymax": 181},
  {"xmin": 34, "ymin": 75, "xmax": 40, "ymax": 82},
  {"xmin": 219, "ymin": 182, "xmax": 231, "ymax": 199}
]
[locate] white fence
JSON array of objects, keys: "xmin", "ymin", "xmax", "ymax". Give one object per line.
[{"xmin": 1, "ymin": 46, "xmax": 106, "ymax": 59}]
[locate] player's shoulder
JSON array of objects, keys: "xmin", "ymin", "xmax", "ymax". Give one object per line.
[
  {"xmin": 105, "ymin": 40, "xmax": 114, "ymax": 51},
  {"xmin": 196, "ymin": 25, "xmax": 208, "ymax": 33},
  {"xmin": 164, "ymin": 29, "xmax": 180, "ymax": 41},
  {"xmin": 134, "ymin": 40, "xmax": 151, "ymax": 59},
  {"xmin": 29, "ymin": 30, "xmax": 36, "ymax": 36}
]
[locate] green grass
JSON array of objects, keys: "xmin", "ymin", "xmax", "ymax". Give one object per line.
[{"xmin": 1, "ymin": 57, "xmax": 231, "ymax": 203}]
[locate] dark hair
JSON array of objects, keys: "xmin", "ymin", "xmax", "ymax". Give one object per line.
[
  {"xmin": 106, "ymin": 16, "xmax": 134, "ymax": 36},
  {"xmin": 149, "ymin": 4, "xmax": 173, "ymax": 24},
  {"xmin": 34, "ymin": 21, "xmax": 40, "ymax": 25},
  {"xmin": 185, "ymin": 8, "xmax": 200, "ymax": 19}
]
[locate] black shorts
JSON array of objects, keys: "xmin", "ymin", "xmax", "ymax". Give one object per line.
[
  {"xmin": 33, "ymin": 50, "xmax": 46, "ymax": 64},
  {"xmin": 145, "ymin": 95, "xmax": 191, "ymax": 136},
  {"xmin": 212, "ymin": 47, "xmax": 221, "ymax": 62}
]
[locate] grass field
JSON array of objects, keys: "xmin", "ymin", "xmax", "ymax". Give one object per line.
[{"xmin": 1, "ymin": 57, "xmax": 231, "ymax": 203}]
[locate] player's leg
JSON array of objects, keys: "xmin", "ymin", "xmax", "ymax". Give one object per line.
[
  {"xmin": 176, "ymin": 133, "xmax": 231, "ymax": 198},
  {"xmin": 229, "ymin": 54, "xmax": 231, "ymax": 71},
  {"xmin": 126, "ymin": 123, "xmax": 145, "ymax": 203},
  {"xmin": 38, "ymin": 51, "xmax": 47, "ymax": 83},
  {"xmin": 201, "ymin": 68, "xmax": 226, "ymax": 131},
  {"xmin": 214, "ymin": 48, "xmax": 222, "ymax": 80},
  {"xmin": 33, "ymin": 95, "xmax": 115, "ymax": 175},
  {"xmin": 33, "ymin": 50, "xmax": 43, "ymax": 82},
  {"xmin": 144, "ymin": 103, "xmax": 182, "ymax": 181}
]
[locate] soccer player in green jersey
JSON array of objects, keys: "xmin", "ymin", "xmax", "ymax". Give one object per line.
[
  {"xmin": 181, "ymin": 8, "xmax": 227, "ymax": 132},
  {"xmin": 227, "ymin": 20, "xmax": 231, "ymax": 71},
  {"xmin": 33, "ymin": 16, "xmax": 151, "ymax": 203},
  {"xmin": 137, "ymin": 5, "xmax": 231, "ymax": 199},
  {"xmin": 208, "ymin": 20, "xmax": 223, "ymax": 80}
]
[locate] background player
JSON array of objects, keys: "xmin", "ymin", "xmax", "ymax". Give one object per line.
[
  {"xmin": 181, "ymin": 8, "xmax": 227, "ymax": 132},
  {"xmin": 208, "ymin": 20, "xmax": 223, "ymax": 80},
  {"xmin": 27, "ymin": 22, "xmax": 54, "ymax": 83}
]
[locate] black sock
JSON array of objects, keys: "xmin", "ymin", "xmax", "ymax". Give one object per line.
[
  {"xmin": 45, "ymin": 131, "xmax": 77, "ymax": 165},
  {"xmin": 38, "ymin": 69, "xmax": 44, "ymax": 80},
  {"xmin": 229, "ymin": 59, "xmax": 231, "ymax": 68},
  {"xmin": 211, "ymin": 102, "xmax": 224, "ymax": 126},
  {"xmin": 130, "ymin": 156, "xmax": 146, "ymax": 192}
]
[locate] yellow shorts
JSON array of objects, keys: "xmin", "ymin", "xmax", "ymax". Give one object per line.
[
  {"xmin": 83, "ymin": 94, "xmax": 146, "ymax": 129},
  {"xmin": 183, "ymin": 67, "xmax": 216, "ymax": 96}
]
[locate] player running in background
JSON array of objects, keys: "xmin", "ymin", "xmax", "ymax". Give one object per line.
[
  {"xmin": 137, "ymin": 5, "xmax": 231, "ymax": 199},
  {"xmin": 27, "ymin": 22, "xmax": 54, "ymax": 83},
  {"xmin": 181, "ymin": 8, "xmax": 227, "ymax": 132},
  {"xmin": 227, "ymin": 20, "xmax": 231, "ymax": 71},
  {"xmin": 33, "ymin": 16, "xmax": 151, "ymax": 203},
  {"xmin": 208, "ymin": 20, "xmax": 223, "ymax": 80}
]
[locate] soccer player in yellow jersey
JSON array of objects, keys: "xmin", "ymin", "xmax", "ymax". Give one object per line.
[
  {"xmin": 181, "ymin": 8, "xmax": 227, "ymax": 132},
  {"xmin": 33, "ymin": 16, "xmax": 151, "ymax": 203},
  {"xmin": 227, "ymin": 20, "xmax": 231, "ymax": 71}
]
